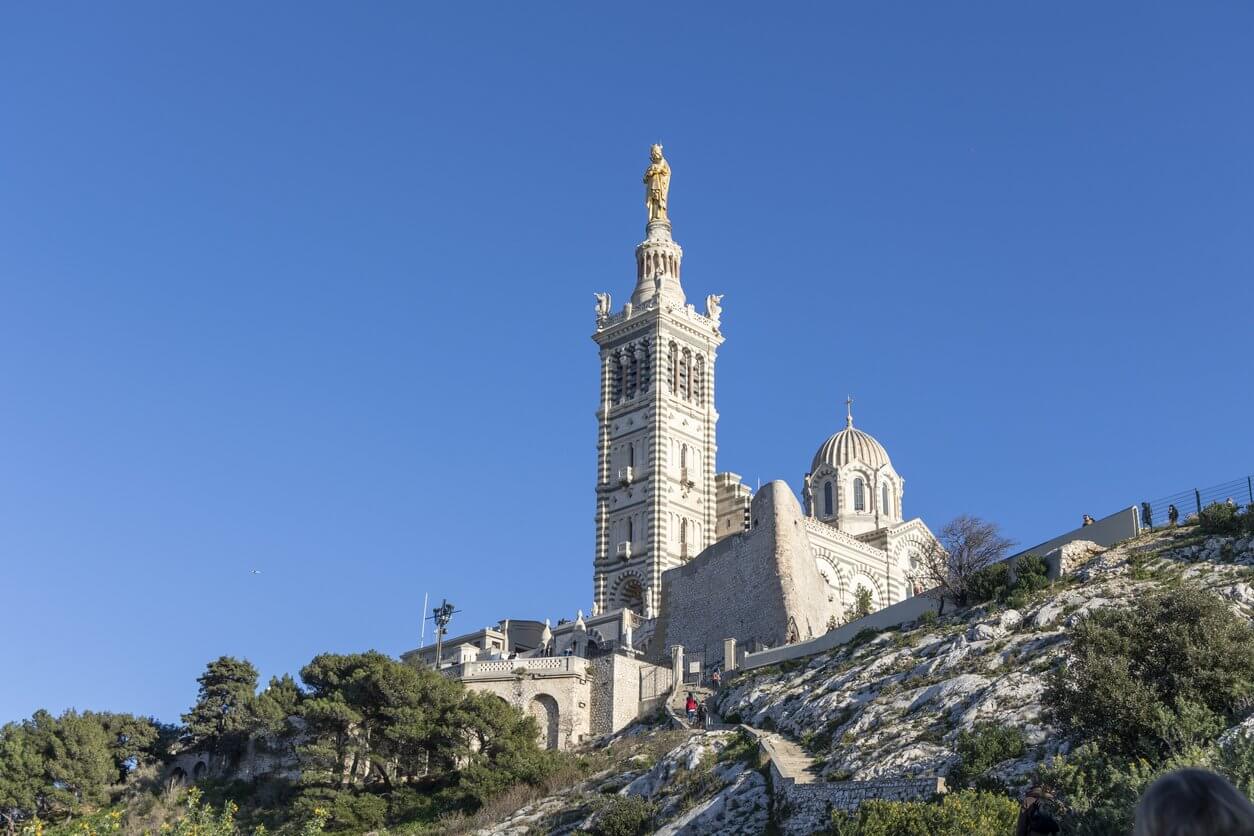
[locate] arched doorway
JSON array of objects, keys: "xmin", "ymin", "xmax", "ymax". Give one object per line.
[
  {"xmin": 620, "ymin": 578, "xmax": 644, "ymax": 613},
  {"xmin": 528, "ymin": 694, "xmax": 560, "ymax": 750}
]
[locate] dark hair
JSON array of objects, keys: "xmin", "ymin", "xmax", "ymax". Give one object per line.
[{"xmin": 1134, "ymin": 768, "xmax": 1254, "ymax": 836}]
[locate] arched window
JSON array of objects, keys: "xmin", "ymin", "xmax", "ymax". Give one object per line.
[
  {"xmin": 626, "ymin": 517, "xmax": 633, "ymax": 542},
  {"xmin": 854, "ymin": 477, "xmax": 866, "ymax": 511},
  {"xmin": 881, "ymin": 484, "xmax": 890, "ymax": 515},
  {"xmin": 679, "ymin": 349, "xmax": 691, "ymax": 401},
  {"xmin": 668, "ymin": 342, "xmax": 678, "ymax": 394},
  {"xmin": 694, "ymin": 356, "xmax": 705, "ymax": 406},
  {"xmin": 628, "ymin": 443, "xmax": 635, "ymax": 468},
  {"xmin": 679, "ymin": 518, "xmax": 688, "ymax": 556},
  {"xmin": 680, "ymin": 444, "xmax": 688, "ymax": 470},
  {"xmin": 823, "ymin": 481, "xmax": 833, "ymax": 517}
]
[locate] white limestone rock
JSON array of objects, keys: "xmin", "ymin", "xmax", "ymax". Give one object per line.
[
  {"xmin": 1220, "ymin": 716, "xmax": 1254, "ymax": 750},
  {"xmin": 622, "ymin": 732, "xmax": 733, "ymax": 798},
  {"xmin": 1219, "ymin": 583, "xmax": 1254, "ymax": 608},
  {"xmin": 652, "ymin": 763, "xmax": 769, "ymax": 836}
]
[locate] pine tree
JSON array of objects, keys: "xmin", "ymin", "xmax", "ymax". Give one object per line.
[{"xmin": 182, "ymin": 657, "xmax": 260, "ymax": 759}]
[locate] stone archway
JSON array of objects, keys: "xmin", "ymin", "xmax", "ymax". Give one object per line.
[
  {"xmin": 528, "ymin": 693, "xmax": 560, "ymax": 750},
  {"xmin": 619, "ymin": 577, "xmax": 645, "ymax": 613}
]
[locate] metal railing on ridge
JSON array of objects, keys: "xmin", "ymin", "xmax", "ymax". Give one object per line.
[{"xmin": 1140, "ymin": 474, "xmax": 1254, "ymax": 528}]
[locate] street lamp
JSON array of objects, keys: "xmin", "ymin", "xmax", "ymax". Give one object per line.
[{"xmin": 431, "ymin": 599, "xmax": 457, "ymax": 669}]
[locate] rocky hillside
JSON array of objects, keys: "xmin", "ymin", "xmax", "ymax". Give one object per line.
[
  {"xmin": 472, "ymin": 728, "xmax": 769, "ymax": 836},
  {"xmin": 468, "ymin": 526, "xmax": 1254, "ymax": 834},
  {"xmin": 713, "ymin": 527, "xmax": 1254, "ymax": 787}
]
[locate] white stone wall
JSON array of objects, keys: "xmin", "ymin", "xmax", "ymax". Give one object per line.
[
  {"xmin": 459, "ymin": 667, "xmax": 592, "ymax": 751},
  {"xmin": 589, "ymin": 653, "xmax": 672, "ymax": 737},
  {"xmin": 654, "ymin": 481, "xmax": 839, "ymax": 667}
]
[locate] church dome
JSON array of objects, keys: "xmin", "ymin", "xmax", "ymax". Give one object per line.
[{"xmin": 811, "ymin": 401, "xmax": 892, "ymax": 473}]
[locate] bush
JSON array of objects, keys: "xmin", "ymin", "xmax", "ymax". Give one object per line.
[
  {"xmin": 1199, "ymin": 502, "xmax": 1242, "ymax": 535},
  {"xmin": 966, "ymin": 563, "xmax": 1009, "ymax": 604},
  {"xmin": 948, "ymin": 724, "xmax": 1026, "ymax": 789},
  {"xmin": 1034, "ymin": 742, "xmax": 1217, "ymax": 836},
  {"xmin": 593, "ymin": 796, "xmax": 655, "ymax": 836},
  {"xmin": 1012, "ymin": 554, "xmax": 1049, "ymax": 595},
  {"xmin": 1044, "ymin": 585, "xmax": 1254, "ymax": 759},
  {"xmin": 829, "ymin": 789, "xmax": 1018, "ymax": 835}
]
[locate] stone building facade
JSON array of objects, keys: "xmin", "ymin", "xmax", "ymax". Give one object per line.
[
  {"xmin": 591, "ymin": 213, "xmax": 724, "ymax": 620},
  {"xmin": 401, "ymin": 146, "xmax": 939, "ymax": 749}
]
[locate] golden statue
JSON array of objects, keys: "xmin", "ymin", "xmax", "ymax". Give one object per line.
[{"xmin": 643, "ymin": 144, "xmax": 671, "ymax": 222}]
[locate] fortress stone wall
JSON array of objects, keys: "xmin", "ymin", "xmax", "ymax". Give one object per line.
[{"xmin": 653, "ymin": 481, "xmax": 837, "ymax": 668}]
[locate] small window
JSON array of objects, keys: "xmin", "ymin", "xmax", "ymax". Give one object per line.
[
  {"xmin": 823, "ymin": 481, "xmax": 833, "ymax": 517},
  {"xmin": 854, "ymin": 478, "xmax": 866, "ymax": 511},
  {"xmin": 627, "ymin": 518, "xmax": 633, "ymax": 541},
  {"xmin": 882, "ymin": 484, "xmax": 890, "ymax": 514},
  {"xmin": 628, "ymin": 443, "xmax": 635, "ymax": 468}
]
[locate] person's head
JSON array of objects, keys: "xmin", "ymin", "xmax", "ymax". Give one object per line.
[
  {"xmin": 1021, "ymin": 785, "xmax": 1044, "ymax": 809},
  {"xmin": 1134, "ymin": 768, "xmax": 1254, "ymax": 836},
  {"xmin": 650, "ymin": 144, "xmax": 664, "ymax": 162}
]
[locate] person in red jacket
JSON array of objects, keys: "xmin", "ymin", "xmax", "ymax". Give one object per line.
[{"xmin": 685, "ymin": 692, "xmax": 697, "ymax": 723}]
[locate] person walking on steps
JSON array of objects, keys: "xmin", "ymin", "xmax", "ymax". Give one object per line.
[
  {"xmin": 685, "ymin": 692, "xmax": 697, "ymax": 724},
  {"xmin": 711, "ymin": 668, "xmax": 722, "ymax": 690}
]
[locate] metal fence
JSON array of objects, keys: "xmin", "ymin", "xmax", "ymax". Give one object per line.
[{"xmin": 1141, "ymin": 474, "xmax": 1254, "ymax": 528}]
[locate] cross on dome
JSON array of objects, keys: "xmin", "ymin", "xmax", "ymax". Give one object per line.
[{"xmin": 845, "ymin": 395, "xmax": 854, "ymax": 428}]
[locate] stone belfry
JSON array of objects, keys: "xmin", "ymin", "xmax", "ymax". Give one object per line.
[{"xmin": 591, "ymin": 145, "xmax": 724, "ymax": 619}]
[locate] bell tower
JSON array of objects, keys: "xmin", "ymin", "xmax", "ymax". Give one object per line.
[{"xmin": 591, "ymin": 146, "xmax": 724, "ymax": 619}]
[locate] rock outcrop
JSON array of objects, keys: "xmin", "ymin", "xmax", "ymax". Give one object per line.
[{"xmin": 713, "ymin": 528, "xmax": 1254, "ymax": 787}]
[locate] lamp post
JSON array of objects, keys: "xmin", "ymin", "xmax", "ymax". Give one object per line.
[{"xmin": 432, "ymin": 599, "xmax": 456, "ymax": 669}]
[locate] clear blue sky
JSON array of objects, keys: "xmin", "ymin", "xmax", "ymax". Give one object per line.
[{"xmin": 2, "ymin": 3, "xmax": 1252, "ymax": 725}]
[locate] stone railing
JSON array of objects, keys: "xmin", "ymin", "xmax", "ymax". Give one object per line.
[
  {"xmin": 596, "ymin": 296, "xmax": 718, "ymax": 332},
  {"xmin": 775, "ymin": 774, "xmax": 946, "ymax": 834},
  {"xmin": 455, "ymin": 656, "xmax": 588, "ymax": 680}
]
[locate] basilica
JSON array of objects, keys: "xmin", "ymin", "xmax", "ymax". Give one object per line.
[{"xmin": 403, "ymin": 147, "xmax": 940, "ymax": 749}]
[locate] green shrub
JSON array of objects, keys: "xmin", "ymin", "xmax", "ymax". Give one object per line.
[
  {"xmin": 593, "ymin": 796, "xmax": 655, "ymax": 836},
  {"xmin": 848, "ymin": 628, "xmax": 880, "ymax": 649},
  {"xmin": 1034, "ymin": 742, "xmax": 1216, "ymax": 836},
  {"xmin": 1012, "ymin": 554, "xmax": 1049, "ymax": 595},
  {"xmin": 966, "ymin": 563, "xmax": 1009, "ymax": 604},
  {"xmin": 829, "ymin": 789, "xmax": 1018, "ymax": 835},
  {"xmin": 1199, "ymin": 502, "xmax": 1242, "ymax": 535},
  {"xmin": 948, "ymin": 723, "xmax": 1026, "ymax": 789},
  {"xmin": 716, "ymin": 730, "xmax": 759, "ymax": 766},
  {"xmin": 917, "ymin": 610, "xmax": 938, "ymax": 627},
  {"xmin": 1044, "ymin": 585, "xmax": 1254, "ymax": 759}
]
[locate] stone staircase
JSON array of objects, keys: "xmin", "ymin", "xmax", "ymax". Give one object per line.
[
  {"xmin": 666, "ymin": 685, "xmax": 716, "ymax": 729},
  {"xmin": 748, "ymin": 728, "xmax": 824, "ymax": 783}
]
